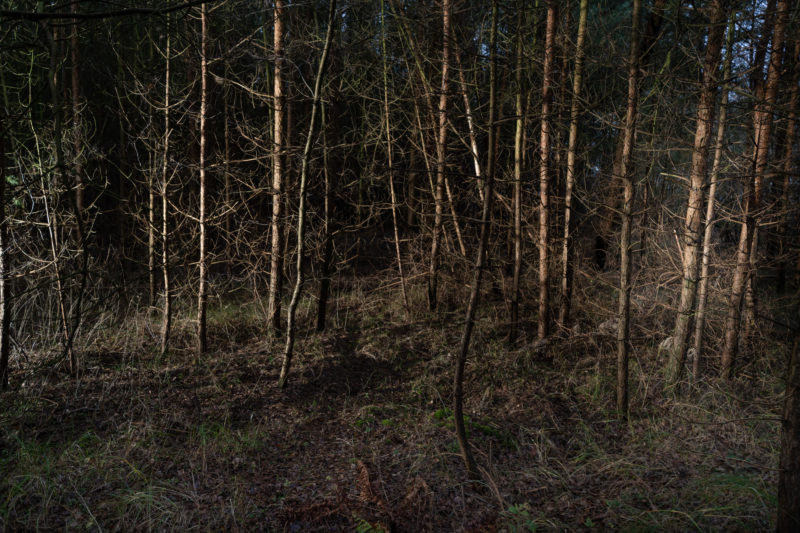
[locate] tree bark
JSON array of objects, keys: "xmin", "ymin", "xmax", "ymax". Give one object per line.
[
  {"xmin": 428, "ymin": 0, "xmax": 451, "ymax": 312},
  {"xmin": 776, "ymin": 38, "xmax": 800, "ymax": 294},
  {"xmin": 454, "ymin": 0, "xmax": 497, "ymax": 480},
  {"xmin": 537, "ymin": 1, "xmax": 557, "ymax": 341},
  {"xmin": 160, "ymin": 16, "xmax": 172, "ymax": 356},
  {"xmin": 616, "ymin": 0, "xmax": 641, "ymax": 417},
  {"xmin": 0, "ymin": 114, "xmax": 9, "ymax": 390},
  {"xmin": 665, "ymin": 0, "xmax": 726, "ymax": 387},
  {"xmin": 509, "ymin": 2, "xmax": 525, "ymax": 346},
  {"xmin": 779, "ymin": 334, "xmax": 800, "ymax": 531},
  {"xmin": 268, "ymin": 0, "xmax": 286, "ymax": 335},
  {"xmin": 278, "ymin": 0, "xmax": 336, "ymax": 388},
  {"xmin": 721, "ymin": 0, "xmax": 788, "ymax": 379},
  {"xmin": 692, "ymin": 15, "xmax": 734, "ymax": 377},
  {"xmin": 382, "ymin": 0, "xmax": 410, "ymax": 317},
  {"xmin": 558, "ymin": 0, "xmax": 588, "ymax": 330},
  {"xmin": 196, "ymin": 1, "xmax": 208, "ymax": 354}
]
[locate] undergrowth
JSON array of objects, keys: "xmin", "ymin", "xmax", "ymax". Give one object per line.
[{"xmin": 0, "ymin": 267, "xmax": 791, "ymax": 531}]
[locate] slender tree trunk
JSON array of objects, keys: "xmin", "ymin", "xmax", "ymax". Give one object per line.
[
  {"xmin": 428, "ymin": 0, "xmax": 451, "ymax": 312},
  {"xmin": 722, "ymin": 0, "xmax": 788, "ymax": 378},
  {"xmin": 455, "ymin": 55, "xmax": 483, "ymax": 204},
  {"xmin": 147, "ymin": 26, "xmax": 156, "ymax": 309},
  {"xmin": 537, "ymin": 1, "xmax": 557, "ymax": 341},
  {"xmin": 316, "ymin": 102, "xmax": 333, "ymax": 332},
  {"xmin": 160, "ymin": 17, "xmax": 172, "ymax": 356},
  {"xmin": 223, "ymin": 58, "xmax": 232, "ymax": 277},
  {"xmin": 0, "ymin": 114, "xmax": 9, "ymax": 390},
  {"xmin": 616, "ymin": 0, "xmax": 641, "ymax": 417},
  {"xmin": 71, "ymin": 0, "xmax": 83, "ymax": 214},
  {"xmin": 776, "ymin": 39, "xmax": 800, "ymax": 294},
  {"xmin": 268, "ymin": 0, "xmax": 286, "ymax": 334},
  {"xmin": 509, "ymin": 4, "xmax": 524, "ymax": 346},
  {"xmin": 665, "ymin": 0, "xmax": 726, "ymax": 387},
  {"xmin": 692, "ymin": 16, "xmax": 734, "ymax": 377},
  {"xmin": 382, "ymin": 0, "xmax": 410, "ymax": 317},
  {"xmin": 592, "ymin": 0, "xmax": 667, "ymax": 270},
  {"xmin": 558, "ymin": 0, "xmax": 588, "ymax": 330},
  {"xmin": 42, "ymin": 22, "xmax": 78, "ymax": 375},
  {"xmin": 197, "ymin": 2, "xmax": 208, "ymax": 354},
  {"xmin": 278, "ymin": 0, "xmax": 336, "ymax": 388},
  {"xmin": 779, "ymin": 334, "xmax": 800, "ymax": 531},
  {"xmin": 454, "ymin": 0, "xmax": 497, "ymax": 480}
]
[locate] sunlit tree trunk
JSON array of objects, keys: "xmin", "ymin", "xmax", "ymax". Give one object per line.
[
  {"xmin": 557, "ymin": 0, "xmax": 588, "ymax": 330},
  {"xmin": 278, "ymin": 0, "xmax": 336, "ymax": 388},
  {"xmin": 692, "ymin": 15, "xmax": 734, "ymax": 377},
  {"xmin": 197, "ymin": 2, "xmax": 208, "ymax": 354},
  {"xmin": 268, "ymin": 0, "xmax": 286, "ymax": 334},
  {"xmin": 509, "ymin": 2, "xmax": 524, "ymax": 346},
  {"xmin": 537, "ymin": 1, "xmax": 557, "ymax": 341},
  {"xmin": 721, "ymin": 0, "xmax": 788, "ymax": 379},
  {"xmin": 665, "ymin": 0, "xmax": 726, "ymax": 387},
  {"xmin": 428, "ymin": 0, "xmax": 451, "ymax": 312},
  {"xmin": 160, "ymin": 16, "xmax": 172, "ymax": 356},
  {"xmin": 455, "ymin": 55, "xmax": 483, "ymax": 204},
  {"xmin": 616, "ymin": 0, "xmax": 641, "ymax": 417},
  {"xmin": 454, "ymin": 0, "xmax": 497, "ymax": 480}
]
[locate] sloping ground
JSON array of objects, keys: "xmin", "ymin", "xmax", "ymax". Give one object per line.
[{"xmin": 0, "ymin": 280, "xmax": 786, "ymax": 532}]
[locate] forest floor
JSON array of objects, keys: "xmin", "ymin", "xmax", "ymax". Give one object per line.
[{"xmin": 0, "ymin": 266, "xmax": 792, "ymax": 531}]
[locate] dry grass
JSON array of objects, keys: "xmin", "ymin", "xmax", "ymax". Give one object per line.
[{"xmin": 0, "ymin": 257, "xmax": 791, "ymax": 531}]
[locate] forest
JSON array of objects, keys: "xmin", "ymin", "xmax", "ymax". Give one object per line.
[{"xmin": 1, "ymin": 0, "xmax": 799, "ymax": 530}]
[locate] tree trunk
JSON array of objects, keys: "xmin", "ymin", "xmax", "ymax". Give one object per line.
[
  {"xmin": 692, "ymin": 15, "xmax": 734, "ymax": 378},
  {"xmin": 71, "ymin": 0, "xmax": 83, "ymax": 214},
  {"xmin": 160, "ymin": 17, "xmax": 172, "ymax": 356},
  {"xmin": 455, "ymin": 54, "xmax": 483, "ymax": 204},
  {"xmin": 42, "ymin": 22, "xmax": 78, "ymax": 375},
  {"xmin": 665, "ymin": 0, "xmax": 726, "ymax": 387},
  {"xmin": 0, "ymin": 114, "xmax": 9, "ymax": 390},
  {"xmin": 509, "ymin": 2, "xmax": 524, "ymax": 346},
  {"xmin": 197, "ymin": 2, "xmax": 208, "ymax": 355},
  {"xmin": 721, "ymin": 0, "xmax": 788, "ymax": 378},
  {"xmin": 616, "ymin": 0, "xmax": 641, "ymax": 417},
  {"xmin": 454, "ymin": 0, "xmax": 497, "ymax": 480},
  {"xmin": 776, "ymin": 39, "xmax": 800, "ymax": 294},
  {"xmin": 779, "ymin": 334, "xmax": 800, "ymax": 531},
  {"xmin": 278, "ymin": 0, "xmax": 337, "ymax": 388},
  {"xmin": 558, "ymin": 0, "xmax": 588, "ymax": 330},
  {"xmin": 382, "ymin": 0, "xmax": 410, "ymax": 317},
  {"xmin": 428, "ymin": 0, "xmax": 451, "ymax": 312},
  {"xmin": 268, "ymin": 0, "xmax": 286, "ymax": 335},
  {"xmin": 537, "ymin": 1, "xmax": 557, "ymax": 341}
]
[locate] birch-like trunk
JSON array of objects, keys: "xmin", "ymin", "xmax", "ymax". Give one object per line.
[
  {"xmin": 268, "ymin": 0, "xmax": 286, "ymax": 334},
  {"xmin": 196, "ymin": 2, "xmax": 208, "ymax": 354}
]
